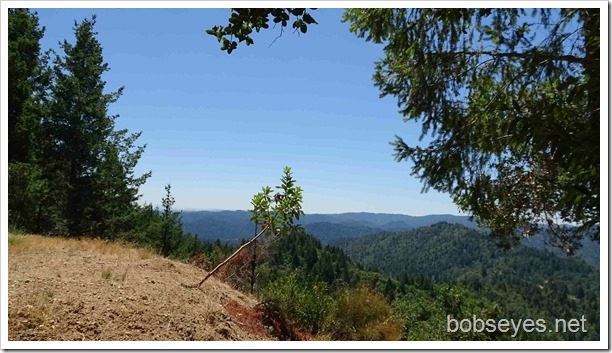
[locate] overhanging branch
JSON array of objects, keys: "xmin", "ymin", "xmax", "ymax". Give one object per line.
[{"xmin": 433, "ymin": 50, "xmax": 585, "ymax": 65}]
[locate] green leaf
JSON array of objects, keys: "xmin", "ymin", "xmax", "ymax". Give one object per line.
[{"xmin": 303, "ymin": 13, "xmax": 316, "ymax": 24}]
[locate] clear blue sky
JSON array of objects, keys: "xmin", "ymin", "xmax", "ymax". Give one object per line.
[{"xmin": 33, "ymin": 7, "xmax": 462, "ymax": 215}]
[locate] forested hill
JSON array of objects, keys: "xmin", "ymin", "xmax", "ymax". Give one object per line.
[
  {"xmin": 181, "ymin": 211, "xmax": 599, "ymax": 265},
  {"xmin": 337, "ymin": 222, "xmax": 600, "ymax": 340},
  {"xmin": 337, "ymin": 222, "xmax": 600, "ymax": 278},
  {"xmin": 181, "ymin": 210, "xmax": 476, "ymax": 244}
]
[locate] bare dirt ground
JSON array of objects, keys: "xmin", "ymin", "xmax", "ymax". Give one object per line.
[{"xmin": 8, "ymin": 234, "xmax": 276, "ymax": 341}]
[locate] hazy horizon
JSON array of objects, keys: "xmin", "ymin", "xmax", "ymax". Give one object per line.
[{"xmin": 177, "ymin": 208, "xmax": 466, "ymax": 217}]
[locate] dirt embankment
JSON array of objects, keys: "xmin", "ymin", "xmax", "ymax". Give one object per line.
[{"xmin": 8, "ymin": 234, "xmax": 275, "ymax": 341}]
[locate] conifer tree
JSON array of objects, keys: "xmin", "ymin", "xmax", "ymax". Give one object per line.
[
  {"xmin": 44, "ymin": 16, "xmax": 149, "ymax": 236},
  {"xmin": 8, "ymin": 9, "xmax": 53, "ymax": 232},
  {"xmin": 161, "ymin": 184, "xmax": 183, "ymax": 257}
]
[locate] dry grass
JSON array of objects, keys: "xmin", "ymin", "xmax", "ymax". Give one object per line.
[
  {"xmin": 8, "ymin": 233, "xmax": 155, "ymax": 260},
  {"xmin": 101, "ymin": 267, "xmax": 130, "ymax": 281},
  {"xmin": 101, "ymin": 268, "xmax": 113, "ymax": 280},
  {"xmin": 8, "ymin": 232, "xmax": 271, "ymax": 341},
  {"xmin": 9, "ymin": 286, "xmax": 57, "ymax": 335}
]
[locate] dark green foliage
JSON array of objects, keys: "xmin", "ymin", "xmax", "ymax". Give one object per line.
[
  {"xmin": 342, "ymin": 9, "xmax": 599, "ymax": 252},
  {"xmin": 8, "ymin": 12, "xmax": 151, "ymax": 240},
  {"xmin": 114, "ymin": 190, "xmax": 218, "ymax": 262},
  {"xmin": 161, "ymin": 184, "xmax": 177, "ymax": 257},
  {"xmin": 8, "ymin": 162, "xmax": 53, "ymax": 232},
  {"xmin": 393, "ymin": 283, "xmax": 502, "ymax": 340},
  {"xmin": 207, "ymin": 8, "xmax": 318, "ymax": 53},
  {"xmin": 339, "ymin": 223, "xmax": 495, "ymax": 282},
  {"xmin": 89, "ymin": 129, "xmax": 151, "ymax": 239},
  {"xmin": 201, "ymin": 217, "xmax": 599, "ymax": 341},
  {"xmin": 8, "ymin": 9, "xmax": 50, "ymax": 163},
  {"xmin": 339, "ymin": 223, "xmax": 600, "ymax": 340},
  {"xmin": 239, "ymin": 227, "xmax": 501, "ymax": 340},
  {"xmin": 256, "ymin": 229, "xmax": 355, "ymax": 288},
  {"xmin": 260, "ymin": 274, "xmax": 333, "ymax": 334},
  {"xmin": 45, "ymin": 16, "xmax": 149, "ymax": 237},
  {"xmin": 8, "ymin": 9, "xmax": 54, "ymax": 232},
  {"xmin": 256, "ymin": 237, "xmax": 405, "ymax": 340}
]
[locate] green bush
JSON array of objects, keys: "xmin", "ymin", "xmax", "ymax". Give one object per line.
[
  {"xmin": 261, "ymin": 274, "xmax": 333, "ymax": 334},
  {"xmin": 329, "ymin": 286, "xmax": 403, "ymax": 340}
]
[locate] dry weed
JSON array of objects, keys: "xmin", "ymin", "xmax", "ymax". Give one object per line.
[
  {"xmin": 8, "ymin": 234, "xmax": 155, "ymax": 260},
  {"xmin": 9, "ymin": 287, "xmax": 56, "ymax": 331}
]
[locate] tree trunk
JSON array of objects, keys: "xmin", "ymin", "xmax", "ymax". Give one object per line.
[
  {"xmin": 250, "ymin": 223, "xmax": 258, "ymax": 293},
  {"xmin": 197, "ymin": 223, "xmax": 269, "ymax": 287}
]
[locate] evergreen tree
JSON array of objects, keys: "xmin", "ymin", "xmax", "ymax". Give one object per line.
[
  {"xmin": 161, "ymin": 184, "xmax": 183, "ymax": 257},
  {"xmin": 44, "ymin": 16, "xmax": 148, "ymax": 236},
  {"xmin": 90, "ymin": 129, "xmax": 151, "ymax": 238},
  {"xmin": 8, "ymin": 9, "xmax": 53, "ymax": 232},
  {"xmin": 8, "ymin": 9, "xmax": 49, "ymax": 163}
]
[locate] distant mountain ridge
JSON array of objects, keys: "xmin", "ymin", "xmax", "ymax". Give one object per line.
[
  {"xmin": 180, "ymin": 210, "xmax": 477, "ymax": 244},
  {"xmin": 302, "ymin": 212, "xmax": 477, "ymax": 229},
  {"xmin": 180, "ymin": 210, "xmax": 599, "ymax": 266}
]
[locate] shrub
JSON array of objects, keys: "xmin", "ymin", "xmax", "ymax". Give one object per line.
[
  {"xmin": 329, "ymin": 286, "xmax": 403, "ymax": 340},
  {"xmin": 261, "ymin": 274, "xmax": 333, "ymax": 334}
]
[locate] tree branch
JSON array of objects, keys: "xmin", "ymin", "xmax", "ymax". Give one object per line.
[
  {"xmin": 268, "ymin": 25, "xmax": 284, "ymax": 48},
  {"xmin": 434, "ymin": 50, "xmax": 585, "ymax": 65},
  {"xmin": 195, "ymin": 223, "xmax": 270, "ymax": 288}
]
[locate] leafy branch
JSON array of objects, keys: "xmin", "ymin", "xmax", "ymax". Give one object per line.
[
  {"xmin": 195, "ymin": 166, "xmax": 304, "ymax": 287},
  {"xmin": 206, "ymin": 8, "xmax": 317, "ymax": 53}
]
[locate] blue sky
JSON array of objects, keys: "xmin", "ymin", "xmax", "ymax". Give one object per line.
[{"xmin": 33, "ymin": 8, "xmax": 462, "ymax": 215}]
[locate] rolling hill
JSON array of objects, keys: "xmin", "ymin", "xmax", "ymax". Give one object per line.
[
  {"xmin": 180, "ymin": 210, "xmax": 476, "ymax": 245},
  {"xmin": 181, "ymin": 211, "xmax": 599, "ymax": 265},
  {"xmin": 335, "ymin": 222, "xmax": 600, "ymax": 340}
]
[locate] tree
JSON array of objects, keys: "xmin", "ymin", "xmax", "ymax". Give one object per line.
[
  {"xmin": 8, "ymin": 9, "xmax": 49, "ymax": 163},
  {"xmin": 160, "ymin": 184, "xmax": 183, "ymax": 257},
  {"xmin": 196, "ymin": 166, "xmax": 304, "ymax": 286},
  {"xmin": 44, "ymin": 16, "xmax": 149, "ymax": 236},
  {"xmin": 91, "ymin": 129, "xmax": 151, "ymax": 238},
  {"xmin": 207, "ymin": 8, "xmax": 600, "ymax": 253},
  {"xmin": 8, "ymin": 9, "xmax": 54, "ymax": 232}
]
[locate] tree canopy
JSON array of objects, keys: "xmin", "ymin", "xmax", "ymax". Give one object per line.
[{"xmin": 208, "ymin": 8, "xmax": 601, "ymax": 253}]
